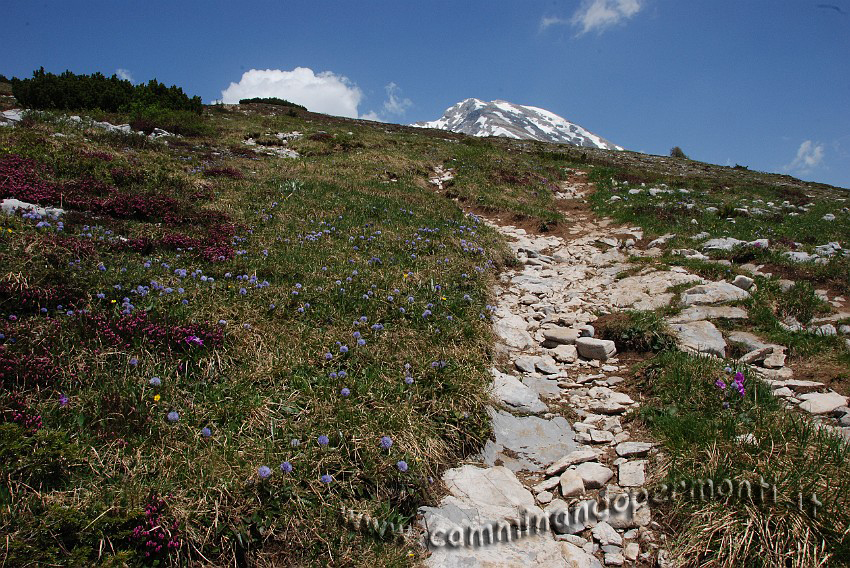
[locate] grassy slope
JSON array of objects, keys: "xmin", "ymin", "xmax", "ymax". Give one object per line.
[
  {"xmin": 0, "ymin": 102, "xmax": 592, "ymax": 566},
  {"xmin": 587, "ymin": 164, "xmax": 850, "ymax": 565},
  {"xmin": 1, "ymin": 97, "xmax": 849, "ymax": 566}
]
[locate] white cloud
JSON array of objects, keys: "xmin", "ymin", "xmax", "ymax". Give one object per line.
[
  {"xmin": 115, "ymin": 68, "xmax": 134, "ymax": 83},
  {"xmin": 539, "ymin": 16, "xmax": 569, "ymax": 31},
  {"xmin": 571, "ymin": 0, "xmax": 643, "ymax": 35},
  {"xmin": 361, "ymin": 82, "xmax": 413, "ymax": 122},
  {"xmin": 784, "ymin": 140, "xmax": 825, "ymax": 173},
  {"xmin": 220, "ymin": 67, "xmax": 363, "ymax": 118},
  {"xmin": 382, "ymin": 82, "xmax": 412, "ymax": 116},
  {"xmin": 359, "ymin": 111, "xmax": 384, "ymax": 122}
]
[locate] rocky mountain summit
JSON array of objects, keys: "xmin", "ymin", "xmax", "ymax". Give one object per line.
[{"xmin": 412, "ymin": 98, "xmax": 623, "ymax": 150}]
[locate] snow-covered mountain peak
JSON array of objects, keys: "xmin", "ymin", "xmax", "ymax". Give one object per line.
[{"xmin": 412, "ymin": 98, "xmax": 623, "ymax": 151}]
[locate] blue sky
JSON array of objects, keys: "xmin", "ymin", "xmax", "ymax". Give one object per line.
[{"xmin": 4, "ymin": 0, "xmax": 849, "ymax": 188}]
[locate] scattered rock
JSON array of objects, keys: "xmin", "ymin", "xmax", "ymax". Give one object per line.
[
  {"xmin": 668, "ymin": 320, "xmax": 726, "ymax": 357},
  {"xmin": 732, "ymin": 274, "xmax": 755, "ymax": 291},
  {"xmin": 615, "ymin": 442, "xmax": 652, "ymax": 458},
  {"xmin": 576, "ymin": 337, "xmax": 617, "ymax": 361},
  {"xmin": 666, "ymin": 305, "xmax": 748, "ymax": 323},
  {"xmin": 618, "ymin": 461, "xmax": 646, "ymax": 487},
  {"xmin": 491, "ymin": 369, "xmax": 548, "ymax": 414},
  {"xmin": 680, "ymin": 282, "xmax": 750, "ymax": 306},
  {"xmin": 483, "ymin": 408, "xmax": 576, "ymax": 472},
  {"xmin": 560, "ymin": 470, "xmax": 586, "ymax": 498},
  {"xmin": 545, "ymin": 449, "xmax": 602, "ymax": 476},
  {"xmin": 543, "ymin": 327, "xmax": 581, "ymax": 345},
  {"xmin": 552, "ymin": 344, "xmax": 579, "ymax": 363},
  {"xmin": 573, "ymin": 462, "xmax": 614, "ymax": 489},
  {"xmin": 798, "ymin": 392, "xmax": 849, "ymax": 415},
  {"xmin": 592, "ymin": 521, "xmax": 623, "ymax": 546}
]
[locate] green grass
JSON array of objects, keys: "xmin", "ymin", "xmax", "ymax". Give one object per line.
[
  {"xmin": 637, "ymin": 351, "xmax": 850, "ymax": 567},
  {"xmin": 0, "ymin": 105, "xmax": 530, "ymax": 566}
]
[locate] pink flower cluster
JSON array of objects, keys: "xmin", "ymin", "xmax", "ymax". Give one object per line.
[{"xmin": 130, "ymin": 494, "xmax": 181, "ymax": 559}]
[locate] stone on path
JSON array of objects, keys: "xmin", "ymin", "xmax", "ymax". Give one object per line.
[
  {"xmin": 576, "ymin": 337, "xmax": 617, "ymax": 361},
  {"xmin": 483, "ymin": 408, "xmax": 576, "ymax": 472},
  {"xmin": 668, "ymin": 320, "xmax": 726, "ymax": 357},
  {"xmin": 491, "ymin": 369, "xmax": 547, "ymax": 414},
  {"xmin": 437, "ymin": 465, "xmax": 543, "ymax": 525},
  {"xmin": 552, "ymin": 344, "xmax": 578, "ymax": 363},
  {"xmin": 798, "ymin": 392, "xmax": 849, "ymax": 415},
  {"xmin": 495, "ymin": 314, "xmax": 535, "ymax": 350},
  {"xmin": 423, "ymin": 532, "xmax": 584, "ymax": 567},
  {"xmin": 542, "ymin": 327, "xmax": 580, "ymax": 346},
  {"xmin": 535, "ymin": 355, "xmax": 560, "ymax": 375},
  {"xmin": 680, "ymin": 282, "xmax": 750, "ymax": 306},
  {"xmin": 573, "ymin": 462, "xmax": 614, "ymax": 489},
  {"xmin": 732, "ymin": 274, "xmax": 755, "ymax": 291},
  {"xmin": 514, "ymin": 356, "xmax": 537, "ymax": 374},
  {"xmin": 560, "ymin": 470, "xmax": 586, "ymax": 498},
  {"xmin": 666, "ymin": 305, "xmax": 748, "ymax": 324},
  {"xmin": 618, "ymin": 461, "xmax": 646, "ymax": 487},
  {"xmin": 591, "ymin": 521, "xmax": 623, "ymax": 546},
  {"xmin": 545, "ymin": 448, "xmax": 602, "ymax": 476},
  {"xmin": 615, "ymin": 442, "xmax": 652, "ymax": 458}
]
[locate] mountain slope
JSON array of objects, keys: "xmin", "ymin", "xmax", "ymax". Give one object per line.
[{"xmin": 412, "ymin": 98, "xmax": 623, "ymax": 150}]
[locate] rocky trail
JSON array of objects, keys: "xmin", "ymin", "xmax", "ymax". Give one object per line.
[{"xmin": 417, "ymin": 171, "xmax": 850, "ymax": 567}]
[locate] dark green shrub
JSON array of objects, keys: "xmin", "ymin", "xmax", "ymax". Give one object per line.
[
  {"xmin": 670, "ymin": 146, "xmax": 688, "ymax": 159},
  {"xmin": 239, "ymin": 96, "xmax": 306, "ymax": 110},
  {"xmin": 0, "ymin": 423, "xmax": 78, "ymax": 489},
  {"xmin": 597, "ymin": 310, "xmax": 677, "ymax": 352},
  {"xmin": 779, "ymin": 281, "xmax": 830, "ymax": 324},
  {"xmin": 126, "ymin": 102, "xmax": 213, "ymax": 137},
  {"xmin": 11, "ymin": 67, "xmax": 202, "ymax": 114}
]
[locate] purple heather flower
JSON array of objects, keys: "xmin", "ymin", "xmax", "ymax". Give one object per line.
[
  {"xmin": 201, "ymin": 427, "xmax": 212, "ymax": 438},
  {"xmin": 380, "ymin": 436, "xmax": 393, "ymax": 449},
  {"xmin": 317, "ymin": 435, "xmax": 330, "ymax": 446},
  {"xmin": 341, "ymin": 387, "xmax": 351, "ymax": 397},
  {"xmin": 715, "ymin": 379, "xmax": 727, "ymax": 390},
  {"xmin": 320, "ymin": 474, "xmax": 333, "ymax": 484},
  {"xmin": 258, "ymin": 466, "xmax": 272, "ymax": 479},
  {"xmin": 59, "ymin": 394, "xmax": 69, "ymax": 407},
  {"xmin": 167, "ymin": 411, "xmax": 179, "ymax": 422},
  {"xmin": 397, "ymin": 460, "xmax": 409, "ymax": 472},
  {"xmin": 280, "ymin": 461, "xmax": 293, "ymax": 473}
]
